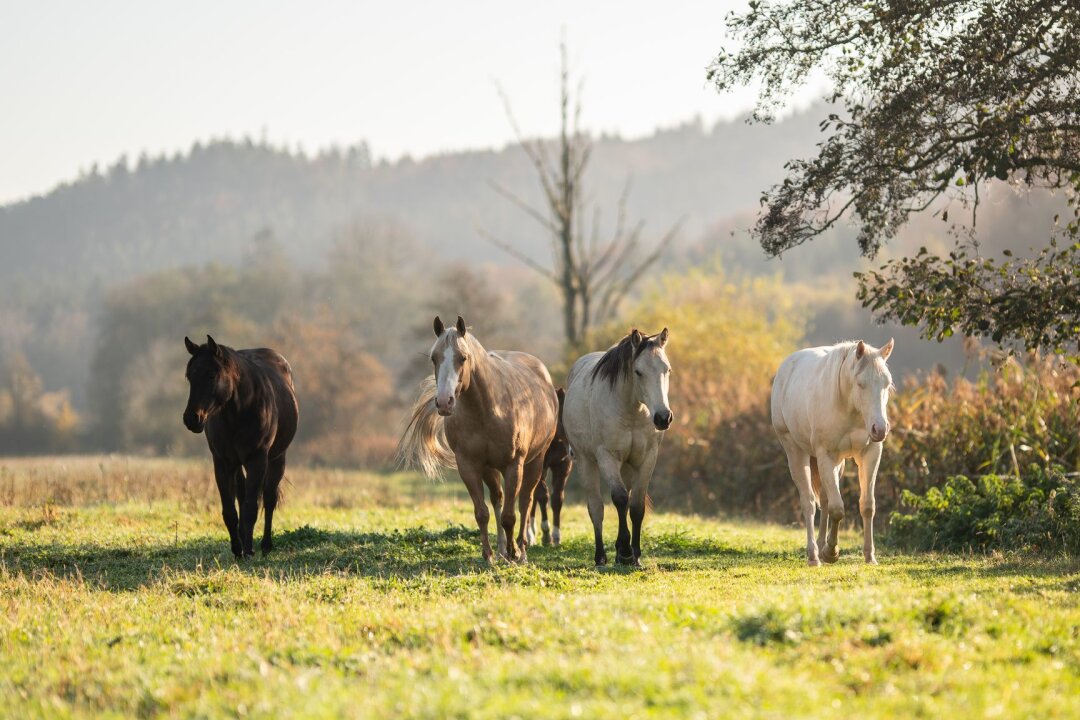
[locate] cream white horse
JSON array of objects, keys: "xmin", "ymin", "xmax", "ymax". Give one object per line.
[
  {"xmin": 563, "ymin": 328, "xmax": 672, "ymax": 567},
  {"xmin": 771, "ymin": 339, "xmax": 895, "ymax": 566}
]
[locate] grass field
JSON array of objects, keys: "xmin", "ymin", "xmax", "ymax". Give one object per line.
[{"xmin": 1, "ymin": 456, "xmax": 1078, "ymax": 719}]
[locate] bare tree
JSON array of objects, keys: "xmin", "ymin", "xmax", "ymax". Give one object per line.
[{"xmin": 480, "ymin": 40, "xmax": 682, "ymax": 349}]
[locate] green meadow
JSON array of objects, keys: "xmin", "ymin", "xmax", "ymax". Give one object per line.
[{"xmin": 1, "ymin": 456, "xmax": 1077, "ymax": 719}]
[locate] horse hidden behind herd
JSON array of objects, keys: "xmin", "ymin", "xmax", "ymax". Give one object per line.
[{"xmin": 182, "ymin": 317, "xmax": 896, "ymax": 567}]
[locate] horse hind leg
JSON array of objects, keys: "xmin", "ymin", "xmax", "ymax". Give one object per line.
[
  {"xmin": 261, "ymin": 456, "xmax": 286, "ymax": 556},
  {"xmin": 533, "ymin": 473, "xmax": 551, "ymax": 546},
  {"xmin": 551, "ymin": 460, "xmax": 569, "ymax": 547}
]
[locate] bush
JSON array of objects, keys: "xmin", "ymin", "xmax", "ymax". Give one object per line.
[
  {"xmin": 890, "ymin": 465, "xmax": 1080, "ymax": 554},
  {"xmin": 885, "ymin": 355, "xmax": 1080, "ymax": 512}
]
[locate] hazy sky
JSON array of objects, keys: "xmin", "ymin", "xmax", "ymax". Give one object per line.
[{"xmin": 0, "ymin": 1, "xmax": 813, "ymax": 205}]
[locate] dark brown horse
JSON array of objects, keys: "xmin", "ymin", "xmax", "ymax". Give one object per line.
[
  {"xmin": 527, "ymin": 388, "xmax": 573, "ymax": 547},
  {"xmin": 183, "ymin": 335, "xmax": 298, "ymax": 558},
  {"xmin": 398, "ymin": 316, "xmax": 558, "ymax": 563}
]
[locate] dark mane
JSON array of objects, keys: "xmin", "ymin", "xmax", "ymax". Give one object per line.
[{"xmin": 590, "ymin": 330, "xmax": 655, "ymax": 389}]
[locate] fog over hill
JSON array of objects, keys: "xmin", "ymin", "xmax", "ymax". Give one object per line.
[{"xmin": 0, "ymin": 105, "xmax": 1065, "ymax": 415}]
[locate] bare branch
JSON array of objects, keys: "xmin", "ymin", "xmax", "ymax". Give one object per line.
[
  {"xmin": 487, "ymin": 181, "xmax": 559, "ymax": 234},
  {"xmin": 476, "ymin": 225, "xmax": 556, "ymax": 281}
]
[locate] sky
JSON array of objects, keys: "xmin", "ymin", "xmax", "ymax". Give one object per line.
[{"xmin": 0, "ymin": 1, "xmax": 818, "ymax": 205}]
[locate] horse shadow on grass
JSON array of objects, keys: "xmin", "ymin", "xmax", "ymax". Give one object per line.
[{"xmin": 0, "ymin": 523, "xmax": 785, "ymax": 591}]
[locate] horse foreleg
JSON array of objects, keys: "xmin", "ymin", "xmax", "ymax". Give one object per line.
[
  {"xmin": 240, "ymin": 453, "xmax": 268, "ymax": 558},
  {"xmin": 781, "ymin": 440, "xmax": 819, "ymax": 566},
  {"xmin": 816, "ymin": 450, "xmax": 845, "ymax": 563},
  {"xmin": 598, "ymin": 452, "xmax": 632, "ymax": 565},
  {"xmin": 261, "ymin": 455, "xmax": 285, "ymax": 556},
  {"xmin": 628, "ymin": 448, "xmax": 657, "ymax": 567},
  {"xmin": 579, "ymin": 457, "xmax": 606, "ymax": 566},
  {"xmin": 501, "ymin": 458, "xmax": 524, "ymax": 562},
  {"xmin": 482, "ymin": 468, "xmax": 505, "ymax": 559},
  {"xmin": 213, "ymin": 457, "xmax": 242, "ymax": 558},
  {"xmin": 459, "ymin": 460, "xmax": 494, "ymax": 563},
  {"xmin": 855, "ymin": 443, "xmax": 882, "ymax": 564},
  {"xmin": 514, "ymin": 456, "xmax": 545, "ymax": 562},
  {"xmin": 811, "ymin": 457, "xmax": 827, "ymax": 552}
]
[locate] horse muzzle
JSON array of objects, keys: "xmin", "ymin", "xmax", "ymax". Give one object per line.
[
  {"xmin": 435, "ymin": 395, "xmax": 456, "ymax": 417},
  {"xmin": 869, "ymin": 421, "xmax": 890, "ymax": 443},
  {"xmin": 653, "ymin": 409, "xmax": 673, "ymax": 431},
  {"xmin": 183, "ymin": 410, "xmax": 207, "ymax": 434}
]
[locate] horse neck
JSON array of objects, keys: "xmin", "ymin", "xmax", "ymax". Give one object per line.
[
  {"xmin": 223, "ymin": 350, "xmax": 258, "ymax": 412},
  {"xmin": 456, "ymin": 337, "xmax": 499, "ymax": 416},
  {"xmin": 831, "ymin": 344, "xmax": 856, "ymax": 409},
  {"xmin": 608, "ymin": 371, "xmax": 643, "ymax": 420}
]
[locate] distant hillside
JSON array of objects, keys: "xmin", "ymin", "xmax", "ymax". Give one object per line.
[{"xmin": 0, "ymin": 111, "xmax": 824, "ymax": 291}]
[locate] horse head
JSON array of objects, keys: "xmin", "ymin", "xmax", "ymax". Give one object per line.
[
  {"xmin": 851, "ymin": 338, "xmax": 896, "ymax": 442},
  {"xmin": 631, "ymin": 328, "xmax": 673, "ymax": 430},
  {"xmin": 430, "ymin": 315, "xmax": 473, "ymax": 417},
  {"xmin": 183, "ymin": 335, "xmax": 238, "ymax": 433}
]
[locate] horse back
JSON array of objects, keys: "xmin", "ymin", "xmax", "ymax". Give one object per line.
[
  {"xmin": 771, "ymin": 345, "xmax": 847, "ymax": 445},
  {"xmin": 469, "ymin": 350, "xmax": 558, "ymax": 462},
  {"xmin": 212, "ymin": 348, "xmax": 298, "ymax": 461}
]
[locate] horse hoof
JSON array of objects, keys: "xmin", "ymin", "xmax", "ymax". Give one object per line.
[
  {"xmin": 542, "ymin": 532, "xmax": 552, "ymax": 546},
  {"xmin": 865, "ymin": 556, "xmax": 878, "ymax": 565},
  {"xmin": 820, "ymin": 548, "xmax": 840, "ymax": 564},
  {"xmin": 807, "ymin": 557, "xmax": 821, "ymax": 567},
  {"xmin": 615, "ymin": 552, "xmax": 636, "ymax": 566},
  {"xmin": 595, "ymin": 553, "xmax": 608, "ymax": 567}
]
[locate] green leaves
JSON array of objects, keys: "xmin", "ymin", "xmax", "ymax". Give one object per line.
[{"xmin": 711, "ymin": 0, "xmax": 1080, "ymax": 352}]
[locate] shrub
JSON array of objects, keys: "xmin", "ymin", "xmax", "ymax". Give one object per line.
[
  {"xmin": 890, "ymin": 465, "xmax": 1080, "ymax": 554},
  {"xmin": 885, "ymin": 355, "xmax": 1080, "ymax": 511}
]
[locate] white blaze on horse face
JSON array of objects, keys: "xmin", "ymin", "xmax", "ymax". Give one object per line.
[
  {"xmin": 433, "ymin": 335, "xmax": 462, "ymax": 416},
  {"xmin": 635, "ymin": 347, "xmax": 673, "ymax": 430},
  {"xmin": 853, "ymin": 354, "xmax": 893, "ymax": 443}
]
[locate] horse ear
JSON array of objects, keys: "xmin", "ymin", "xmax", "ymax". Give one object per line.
[
  {"xmin": 630, "ymin": 329, "xmax": 642, "ymax": 348},
  {"xmin": 656, "ymin": 327, "xmax": 670, "ymax": 348},
  {"xmin": 456, "ymin": 316, "xmax": 467, "ymax": 336},
  {"xmin": 184, "ymin": 336, "xmax": 199, "ymax": 356},
  {"xmin": 433, "ymin": 316, "xmax": 445, "ymax": 337},
  {"xmin": 880, "ymin": 337, "xmax": 895, "ymax": 360},
  {"xmin": 855, "ymin": 340, "xmax": 866, "ymax": 359},
  {"xmin": 206, "ymin": 335, "xmax": 220, "ymax": 357}
]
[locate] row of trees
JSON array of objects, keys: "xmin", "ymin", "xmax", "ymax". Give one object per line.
[{"xmin": 84, "ymin": 224, "xmax": 553, "ymax": 464}]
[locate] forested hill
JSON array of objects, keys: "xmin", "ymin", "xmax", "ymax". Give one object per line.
[{"xmin": 0, "ymin": 110, "xmax": 822, "ymax": 291}]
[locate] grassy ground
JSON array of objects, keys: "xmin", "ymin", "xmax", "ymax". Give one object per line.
[{"xmin": 1, "ymin": 456, "xmax": 1077, "ymax": 719}]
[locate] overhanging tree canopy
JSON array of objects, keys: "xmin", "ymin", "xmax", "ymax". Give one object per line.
[{"xmin": 708, "ymin": 0, "xmax": 1080, "ymax": 355}]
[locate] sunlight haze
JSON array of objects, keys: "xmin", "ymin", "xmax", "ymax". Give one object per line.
[{"xmin": 0, "ymin": 0, "xmax": 768, "ymax": 204}]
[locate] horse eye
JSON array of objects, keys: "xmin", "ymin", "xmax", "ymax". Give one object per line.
[{"xmin": 635, "ymin": 370, "xmax": 643, "ymax": 377}]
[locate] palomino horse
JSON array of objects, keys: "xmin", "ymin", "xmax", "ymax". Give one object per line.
[
  {"xmin": 771, "ymin": 339, "xmax": 895, "ymax": 566},
  {"xmin": 563, "ymin": 328, "xmax": 672, "ymax": 567},
  {"xmin": 398, "ymin": 316, "xmax": 558, "ymax": 563},
  {"xmin": 183, "ymin": 335, "xmax": 298, "ymax": 558},
  {"xmin": 526, "ymin": 388, "xmax": 573, "ymax": 547}
]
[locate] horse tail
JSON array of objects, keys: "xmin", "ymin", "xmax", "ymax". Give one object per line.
[{"xmin": 396, "ymin": 376, "xmax": 456, "ymax": 479}]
